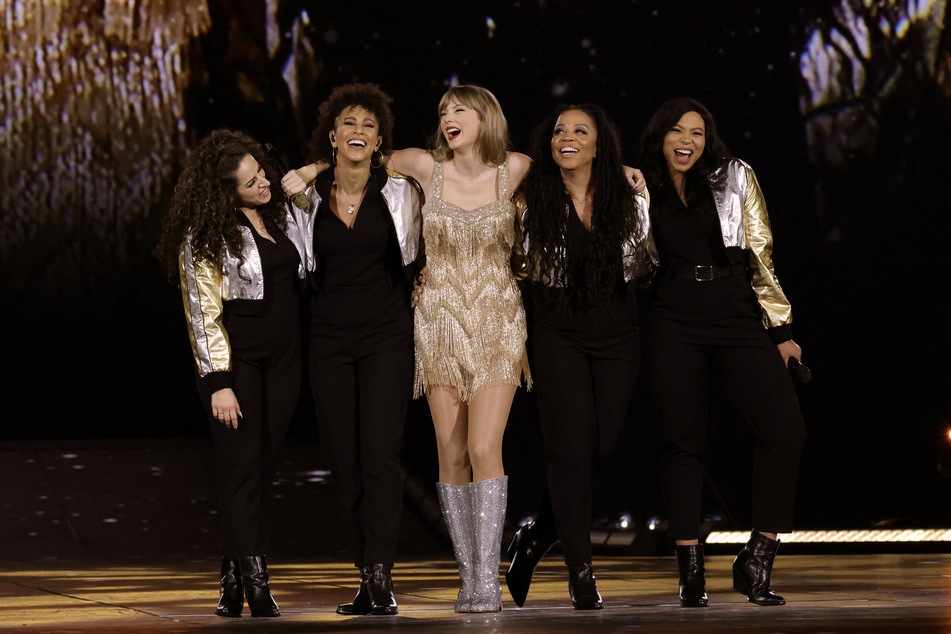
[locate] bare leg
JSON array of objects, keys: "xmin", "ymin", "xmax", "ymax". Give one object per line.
[
  {"xmin": 428, "ymin": 386, "xmax": 471, "ymax": 485},
  {"xmin": 467, "ymin": 384, "xmax": 517, "ymax": 482}
]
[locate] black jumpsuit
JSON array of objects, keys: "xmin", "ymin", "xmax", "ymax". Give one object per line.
[
  {"xmin": 309, "ymin": 170, "xmax": 414, "ymax": 568},
  {"xmin": 528, "ymin": 209, "xmax": 640, "ymax": 566},
  {"xmin": 648, "ymin": 194, "xmax": 805, "ymax": 541},
  {"xmin": 199, "ymin": 218, "xmax": 302, "ymax": 558}
]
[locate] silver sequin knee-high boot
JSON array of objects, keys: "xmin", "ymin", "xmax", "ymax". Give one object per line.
[
  {"xmin": 469, "ymin": 475, "xmax": 508, "ymax": 612},
  {"xmin": 436, "ymin": 483, "xmax": 476, "ymax": 612}
]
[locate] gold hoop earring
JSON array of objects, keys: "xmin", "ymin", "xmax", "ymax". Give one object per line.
[
  {"xmin": 371, "ymin": 150, "xmax": 383, "ymax": 169},
  {"xmin": 332, "ymin": 146, "xmax": 337, "ymax": 166}
]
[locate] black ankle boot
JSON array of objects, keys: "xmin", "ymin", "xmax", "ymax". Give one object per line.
[
  {"xmin": 237, "ymin": 556, "xmax": 280, "ymax": 617},
  {"xmin": 505, "ymin": 522, "xmax": 556, "ymax": 607},
  {"xmin": 676, "ymin": 544, "xmax": 709, "ymax": 607},
  {"xmin": 567, "ymin": 563, "xmax": 603, "ymax": 610},
  {"xmin": 336, "ymin": 566, "xmax": 371, "ymax": 615},
  {"xmin": 366, "ymin": 563, "xmax": 398, "ymax": 615},
  {"xmin": 214, "ymin": 558, "xmax": 243, "ymax": 617},
  {"xmin": 732, "ymin": 532, "xmax": 786, "ymax": 605}
]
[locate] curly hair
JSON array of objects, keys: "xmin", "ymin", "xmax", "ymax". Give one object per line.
[
  {"xmin": 431, "ymin": 85, "xmax": 510, "ymax": 166},
  {"xmin": 155, "ymin": 128, "xmax": 287, "ymax": 280},
  {"xmin": 308, "ymin": 83, "xmax": 395, "ymax": 165},
  {"xmin": 636, "ymin": 97, "xmax": 730, "ymax": 213},
  {"xmin": 518, "ymin": 103, "xmax": 641, "ymax": 308}
]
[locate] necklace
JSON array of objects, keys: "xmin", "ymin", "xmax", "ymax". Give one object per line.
[
  {"xmin": 570, "ymin": 193, "xmax": 589, "ymax": 204},
  {"xmin": 333, "ymin": 181, "xmax": 367, "ymax": 215}
]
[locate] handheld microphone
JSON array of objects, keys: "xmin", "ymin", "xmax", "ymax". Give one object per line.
[
  {"xmin": 265, "ymin": 143, "xmax": 309, "ymax": 210},
  {"xmin": 788, "ymin": 358, "xmax": 813, "ymax": 385}
]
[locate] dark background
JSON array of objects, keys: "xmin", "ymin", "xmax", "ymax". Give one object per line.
[{"xmin": 3, "ymin": 0, "xmax": 950, "ymax": 538}]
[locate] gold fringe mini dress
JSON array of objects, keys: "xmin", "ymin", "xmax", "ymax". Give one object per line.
[{"xmin": 414, "ymin": 160, "xmax": 531, "ymax": 401}]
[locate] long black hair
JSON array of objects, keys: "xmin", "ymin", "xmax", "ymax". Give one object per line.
[
  {"xmin": 637, "ymin": 97, "xmax": 730, "ymax": 213},
  {"xmin": 518, "ymin": 103, "xmax": 641, "ymax": 307}
]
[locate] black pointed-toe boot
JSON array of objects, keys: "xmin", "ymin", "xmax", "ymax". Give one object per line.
[
  {"xmin": 214, "ymin": 558, "xmax": 243, "ymax": 617},
  {"xmin": 732, "ymin": 532, "xmax": 786, "ymax": 606},
  {"xmin": 504, "ymin": 522, "xmax": 556, "ymax": 607},
  {"xmin": 676, "ymin": 544, "xmax": 709, "ymax": 607},
  {"xmin": 336, "ymin": 566, "xmax": 371, "ymax": 615},
  {"xmin": 237, "ymin": 556, "xmax": 280, "ymax": 617}
]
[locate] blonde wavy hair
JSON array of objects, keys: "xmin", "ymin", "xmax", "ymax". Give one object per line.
[{"xmin": 431, "ymin": 85, "xmax": 510, "ymax": 166}]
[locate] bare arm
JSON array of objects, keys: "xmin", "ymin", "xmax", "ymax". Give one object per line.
[
  {"xmin": 384, "ymin": 147, "xmax": 434, "ymax": 183},
  {"xmin": 281, "ymin": 162, "xmax": 328, "ymax": 196}
]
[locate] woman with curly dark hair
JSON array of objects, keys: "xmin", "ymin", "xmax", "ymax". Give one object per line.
[
  {"xmin": 637, "ymin": 97, "xmax": 805, "ymax": 608},
  {"xmin": 504, "ymin": 104, "xmax": 653, "ymax": 610},
  {"xmin": 156, "ymin": 128, "xmax": 307, "ymax": 618},
  {"xmin": 291, "ymin": 83, "xmax": 422, "ymax": 616}
]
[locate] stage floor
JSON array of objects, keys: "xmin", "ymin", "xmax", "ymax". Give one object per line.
[{"xmin": 3, "ymin": 553, "xmax": 950, "ymax": 632}]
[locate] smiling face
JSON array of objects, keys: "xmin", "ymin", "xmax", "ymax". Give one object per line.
[
  {"xmin": 330, "ymin": 105, "xmax": 382, "ymax": 164},
  {"xmin": 440, "ymin": 100, "xmax": 482, "ymax": 151},
  {"xmin": 551, "ymin": 109, "xmax": 598, "ymax": 172},
  {"xmin": 232, "ymin": 154, "xmax": 271, "ymax": 210},
  {"xmin": 663, "ymin": 111, "xmax": 706, "ymax": 181}
]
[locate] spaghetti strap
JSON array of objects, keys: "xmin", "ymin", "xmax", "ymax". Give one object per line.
[
  {"xmin": 497, "ymin": 160, "xmax": 508, "ymax": 201},
  {"xmin": 432, "ymin": 161, "xmax": 443, "ymax": 200}
]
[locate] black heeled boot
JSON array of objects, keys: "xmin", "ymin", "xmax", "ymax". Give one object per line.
[
  {"xmin": 366, "ymin": 563, "xmax": 398, "ymax": 615},
  {"xmin": 214, "ymin": 557, "xmax": 243, "ymax": 617},
  {"xmin": 336, "ymin": 566, "xmax": 371, "ymax": 615},
  {"xmin": 237, "ymin": 556, "xmax": 280, "ymax": 617},
  {"xmin": 732, "ymin": 532, "xmax": 786, "ymax": 605},
  {"xmin": 505, "ymin": 522, "xmax": 556, "ymax": 607},
  {"xmin": 567, "ymin": 563, "xmax": 603, "ymax": 610},
  {"xmin": 676, "ymin": 544, "xmax": 709, "ymax": 607}
]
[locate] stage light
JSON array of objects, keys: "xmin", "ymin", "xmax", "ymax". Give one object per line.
[{"xmin": 706, "ymin": 529, "xmax": 951, "ymax": 544}]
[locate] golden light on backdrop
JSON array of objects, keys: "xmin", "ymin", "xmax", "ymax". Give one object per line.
[{"xmin": 0, "ymin": 0, "xmax": 210, "ymax": 260}]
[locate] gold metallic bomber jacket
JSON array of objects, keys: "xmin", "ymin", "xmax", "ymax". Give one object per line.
[
  {"xmin": 178, "ymin": 218, "xmax": 307, "ymax": 392},
  {"xmin": 179, "ymin": 168, "xmax": 422, "ymax": 389},
  {"xmin": 513, "ymin": 186, "xmax": 658, "ymax": 286},
  {"xmin": 707, "ymin": 157, "xmax": 793, "ymax": 339}
]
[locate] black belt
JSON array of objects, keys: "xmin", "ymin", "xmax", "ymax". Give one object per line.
[{"xmin": 661, "ymin": 264, "xmax": 747, "ymax": 282}]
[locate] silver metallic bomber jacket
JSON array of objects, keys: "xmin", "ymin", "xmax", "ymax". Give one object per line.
[
  {"xmin": 287, "ymin": 167, "xmax": 423, "ymax": 276},
  {"xmin": 707, "ymin": 158, "xmax": 792, "ymax": 336},
  {"xmin": 179, "ymin": 168, "xmax": 422, "ymax": 387},
  {"xmin": 516, "ymin": 187, "xmax": 658, "ymax": 287}
]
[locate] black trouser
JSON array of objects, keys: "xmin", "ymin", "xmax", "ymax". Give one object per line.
[
  {"xmin": 530, "ymin": 317, "xmax": 639, "ymax": 566},
  {"xmin": 649, "ymin": 315, "xmax": 805, "ymax": 540},
  {"xmin": 310, "ymin": 326, "xmax": 413, "ymax": 567},
  {"xmin": 202, "ymin": 347, "xmax": 301, "ymax": 558}
]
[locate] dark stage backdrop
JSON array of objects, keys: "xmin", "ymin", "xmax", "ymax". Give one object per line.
[{"xmin": 3, "ymin": 1, "xmax": 950, "ymax": 533}]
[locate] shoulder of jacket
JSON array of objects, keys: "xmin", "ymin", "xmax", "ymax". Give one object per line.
[{"xmin": 385, "ymin": 167, "xmax": 410, "ymax": 181}]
